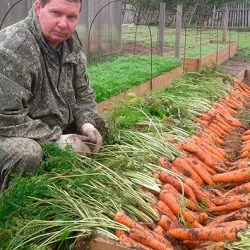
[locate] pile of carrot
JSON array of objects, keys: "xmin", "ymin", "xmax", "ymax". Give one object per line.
[{"xmin": 113, "ymin": 80, "xmax": 250, "ymax": 250}]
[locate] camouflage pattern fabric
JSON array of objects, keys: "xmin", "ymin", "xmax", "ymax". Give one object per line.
[
  {"xmin": 0, "ymin": 137, "xmax": 43, "ymax": 194},
  {"xmin": 0, "ymin": 6, "xmax": 106, "ymax": 192}
]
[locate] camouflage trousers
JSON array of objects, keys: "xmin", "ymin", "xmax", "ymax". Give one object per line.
[{"xmin": 0, "ymin": 136, "xmax": 43, "ymax": 194}]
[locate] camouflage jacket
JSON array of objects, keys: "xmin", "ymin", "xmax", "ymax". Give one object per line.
[{"xmin": 0, "ymin": 7, "xmax": 102, "ymax": 142}]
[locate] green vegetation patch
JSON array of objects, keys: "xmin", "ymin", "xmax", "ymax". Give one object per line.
[
  {"xmin": 88, "ymin": 55, "xmax": 181, "ymax": 102},
  {"xmin": 183, "ymin": 43, "xmax": 228, "ymax": 58}
]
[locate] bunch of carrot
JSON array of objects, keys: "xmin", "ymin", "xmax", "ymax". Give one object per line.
[{"xmin": 113, "ymin": 80, "xmax": 250, "ymax": 250}]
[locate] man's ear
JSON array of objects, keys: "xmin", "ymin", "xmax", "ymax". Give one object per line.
[{"xmin": 34, "ymin": 0, "xmax": 42, "ymax": 15}]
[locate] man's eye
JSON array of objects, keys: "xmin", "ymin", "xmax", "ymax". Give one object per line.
[
  {"xmin": 52, "ymin": 11, "xmax": 60, "ymax": 16},
  {"xmin": 68, "ymin": 16, "xmax": 77, "ymax": 21}
]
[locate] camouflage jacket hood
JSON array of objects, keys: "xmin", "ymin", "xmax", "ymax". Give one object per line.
[{"xmin": 0, "ymin": 6, "xmax": 100, "ymax": 141}]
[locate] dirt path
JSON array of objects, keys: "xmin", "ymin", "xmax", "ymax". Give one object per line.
[{"xmin": 221, "ymin": 57, "xmax": 250, "ymax": 77}]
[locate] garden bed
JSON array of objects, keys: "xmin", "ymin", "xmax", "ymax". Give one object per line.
[
  {"xmin": 182, "ymin": 40, "xmax": 238, "ymax": 72},
  {"xmin": 89, "ymin": 55, "xmax": 182, "ymax": 112}
]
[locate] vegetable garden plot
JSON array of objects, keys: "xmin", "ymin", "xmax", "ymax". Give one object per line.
[
  {"xmin": 1, "ymin": 67, "xmax": 250, "ymax": 250},
  {"xmin": 88, "ymin": 55, "xmax": 181, "ymax": 104},
  {"xmin": 182, "ymin": 41, "xmax": 237, "ymax": 72}
]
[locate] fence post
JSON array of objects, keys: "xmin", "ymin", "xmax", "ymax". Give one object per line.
[
  {"xmin": 158, "ymin": 3, "xmax": 165, "ymax": 56},
  {"xmin": 222, "ymin": 6, "xmax": 229, "ymax": 41},
  {"xmin": 211, "ymin": 5, "xmax": 216, "ymax": 28},
  {"xmin": 175, "ymin": 5, "xmax": 182, "ymax": 59}
]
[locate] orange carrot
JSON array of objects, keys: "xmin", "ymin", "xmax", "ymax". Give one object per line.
[
  {"xmin": 224, "ymin": 182, "xmax": 250, "ymax": 196},
  {"xmin": 129, "ymin": 227, "xmax": 173, "ymax": 250},
  {"xmin": 209, "ymin": 200, "xmax": 250, "ymax": 213},
  {"xmin": 183, "ymin": 240, "xmax": 201, "ymax": 249},
  {"xmin": 211, "ymin": 220, "xmax": 248, "ymax": 230},
  {"xmin": 185, "ymin": 157, "xmax": 215, "ymax": 185},
  {"xmin": 153, "ymin": 225, "xmax": 165, "ymax": 236},
  {"xmin": 119, "ymin": 234, "xmax": 152, "ymax": 250},
  {"xmin": 206, "ymin": 208, "xmax": 249, "ymax": 227},
  {"xmin": 162, "ymin": 183, "xmax": 200, "ymax": 212},
  {"xmin": 181, "ymin": 142, "xmax": 226, "ymax": 170},
  {"xmin": 212, "ymin": 168, "xmax": 250, "ymax": 183},
  {"xmin": 211, "ymin": 188, "xmax": 224, "ymax": 197},
  {"xmin": 172, "ymin": 157, "xmax": 204, "ymax": 185},
  {"xmin": 155, "ymin": 201, "xmax": 180, "ymax": 224},
  {"xmin": 212, "ymin": 193, "xmax": 250, "ymax": 206},
  {"xmin": 159, "ymin": 191, "xmax": 199, "ymax": 224},
  {"xmin": 198, "ymin": 242, "xmax": 226, "ymax": 250},
  {"xmin": 242, "ymin": 134, "xmax": 250, "ymax": 141},
  {"xmin": 159, "ymin": 171, "xmax": 197, "ymax": 203},
  {"xmin": 168, "ymin": 225, "xmax": 242, "ymax": 241},
  {"xmin": 184, "ymin": 178, "xmax": 216, "ymax": 209},
  {"xmin": 114, "ymin": 211, "xmax": 140, "ymax": 229},
  {"xmin": 158, "ymin": 215, "xmax": 180, "ymax": 231}
]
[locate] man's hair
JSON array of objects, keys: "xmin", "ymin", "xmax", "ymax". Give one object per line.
[{"xmin": 39, "ymin": 0, "xmax": 82, "ymax": 7}]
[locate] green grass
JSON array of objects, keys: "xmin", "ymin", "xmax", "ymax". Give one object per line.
[
  {"xmin": 88, "ymin": 55, "xmax": 181, "ymax": 102},
  {"xmin": 183, "ymin": 43, "xmax": 228, "ymax": 58}
]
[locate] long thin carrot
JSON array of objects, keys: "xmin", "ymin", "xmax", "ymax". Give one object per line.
[
  {"xmin": 116, "ymin": 230, "xmax": 152, "ymax": 250},
  {"xmin": 162, "ymin": 183, "xmax": 200, "ymax": 212},
  {"xmin": 153, "ymin": 225, "xmax": 165, "ymax": 236},
  {"xmin": 184, "ymin": 178, "xmax": 216, "ymax": 209},
  {"xmin": 212, "ymin": 168, "xmax": 250, "ymax": 183},
  {"xmin": 181, "ymin": 142, "xmax": 226, "ymax": 170},
  {"xmin": 206, "ymin": 208, "xmax": 249, "ymax": 227},
  {"xmin": 172, "ymin": 157, "xmax": 204, "ymax": 185},
  {"xmin": 211, "ymin": 220, "xmax": 248, "ymax": 230},
  {"xmin": 159, "ymin": 171, "xmax": 197, "ymax": 203},
  {"xmin": 155, "ymin": 201, "xmax": 180, "ymax": 224},
  {"xmin": 168, "ymin": 225, "xmax": 242, "ymax": 241},
  {"xmin": 158, "ymin": 215, "xmax": 180, "ymax": 231},
  {"xmin": 159, "ymin": 191, "xmax": 199, "ymax": 224},
  {"xmin": 114, "ymin": 211, "xmax": 141, "ymax": 229},
  {"xmin": 185, "ymin": 158, "xmax": 215, "ymax": 185},
  {"xmin": 212, "ymin": 193, "xmax": 250, "ymax": 206},
  {"xmin": 224, "ymin": 182, "xmax": 250, "ymax": 196},
  {"xmin": 129, "ymin": 227, "xmax": 173, "ymax": 250},
  {"xmin": 209, "ymin": 200, "xmax": 250, "ymax": 213}
]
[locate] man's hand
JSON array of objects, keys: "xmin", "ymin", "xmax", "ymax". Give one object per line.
[
  {"xmin": 56, "ymin": 134, "xmax": 91, "ymax": 155},
  {"xmin": 81, "ymin": 123, "xmax": 102, "ymax": 153}
]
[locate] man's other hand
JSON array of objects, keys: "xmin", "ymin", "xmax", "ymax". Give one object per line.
[
  {"xmin": 81, "ymin": 123, "xmax": 102, "ymax": 153},
  {"xmin": 56, "ymin": 134, "xmax": 91, "ymax": 154}
]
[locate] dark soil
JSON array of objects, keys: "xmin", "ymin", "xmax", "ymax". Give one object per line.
[{"xmin": 223, "ymin": 100, "xmax": 250, "ymax": 163}]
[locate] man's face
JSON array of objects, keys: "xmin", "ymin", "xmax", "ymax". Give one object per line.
[{"xmin": 35, "ymin": 0, "xmax": 81, "ymax": 48}]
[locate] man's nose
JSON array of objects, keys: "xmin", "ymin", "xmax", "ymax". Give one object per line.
[{"xmin": 58, "ymin": 17, "xmax": 68, "ymax": 29}]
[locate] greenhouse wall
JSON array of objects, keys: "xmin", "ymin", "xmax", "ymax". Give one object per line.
[{"xmin": 0, "ymin": 0, "xmax": 122, "ymax": 56}]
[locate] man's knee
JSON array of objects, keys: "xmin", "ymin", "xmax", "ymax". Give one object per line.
[
  {"xmin": 17, "ymin": 138, "xmax": 43, "ymax": 172},
  {"xmin": 0, "ymin": 137, "xmax": 43, "ymax": 173}
]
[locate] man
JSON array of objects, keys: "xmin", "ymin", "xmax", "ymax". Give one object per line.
[{"xmin": 0, "ymin": 0, "xmax": 106, "ymax": 192}]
